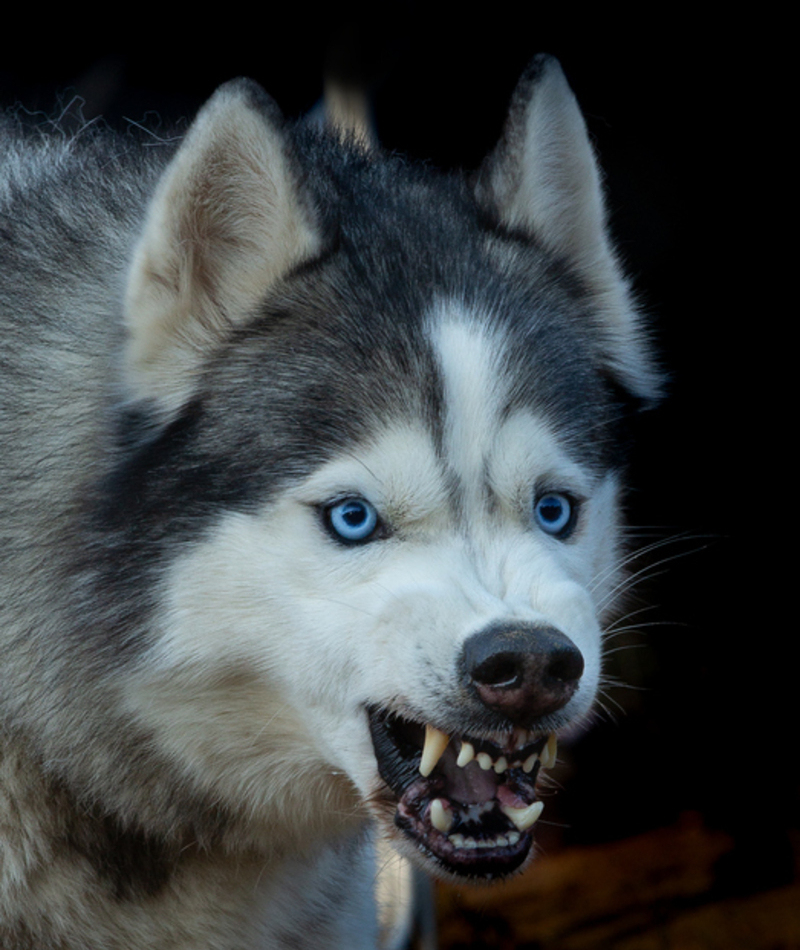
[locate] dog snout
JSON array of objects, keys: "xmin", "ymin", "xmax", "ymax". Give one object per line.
[{"xmin": 461, "ymin": 622, "xmax": 584, "ymax": 725}]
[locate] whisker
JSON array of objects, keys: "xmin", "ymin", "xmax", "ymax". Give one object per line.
[{"xmin": 594, "ymin": 534, "xmax": 713, "ymax": 613}]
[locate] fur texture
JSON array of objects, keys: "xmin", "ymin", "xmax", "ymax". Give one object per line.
[{"xmin": 0, "ymin": 57, "xmax": 658, "ymax": 948}]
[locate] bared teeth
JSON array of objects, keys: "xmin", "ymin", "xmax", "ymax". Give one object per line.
[
  {"xmin": 512, "ymin": 727, "xmax": 528, "ymax": 749},
  {"xmin": 419, "ymin": 725, "xmax": 450, "ymax": 777},
  {"xmin": 452, "ymin": 734, "xmax": 557, "ymax": 773},
  {"xmin": 429, "ymin": 798, "xmax": 454, "ymax": 834},
  {"xmin": 456, "ymin": 741, "xmax": 475, "ymax": 767},
  {"xmin": 419, "ymin": 726, "xmax": 556, "ymax": 778},
  {"xmin": 541, "ymin": 733, "xmax": 557, "ymax": 770},
  {"xmin": 447, "ymin": 829, "xmax": 523, "ymax": 850},
  {"xmin": 522, "ymin": 752, "xmax": 539, "ymax": 773},
  {"xmin": 501, "ymin": 800, "xmax": 544, "ymax": 831}
]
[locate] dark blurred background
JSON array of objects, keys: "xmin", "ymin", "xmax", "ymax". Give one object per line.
[{"xmin": 2, "ymin": 6, "xmax": 790, "ymax": 945}]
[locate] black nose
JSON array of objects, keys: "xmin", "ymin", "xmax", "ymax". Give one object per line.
[{"xmin": 461, "ymin": 622, "xmax": 584, "ymax": 725}]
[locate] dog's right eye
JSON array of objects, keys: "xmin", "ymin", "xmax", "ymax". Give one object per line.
[
  {"xmin": 533, "ymin": 491, "xmax": 576, "ymax": 539},
  {"xmin": 324, "ymin": 498, "xmax": 381, "ymax": 544}
]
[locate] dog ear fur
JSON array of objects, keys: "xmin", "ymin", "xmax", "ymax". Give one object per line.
[
  {"xmin": 124, "ymin": 79, "xmax": 320, "ymax": 415},
  {"xmin": 477, "ymin": 55, "xmax": 661, "ymax": 405}
]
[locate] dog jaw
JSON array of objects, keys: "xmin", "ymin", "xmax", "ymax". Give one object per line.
[{"xmin": 365, "ymin": 707, "xmax": 564, "ymax": 880}]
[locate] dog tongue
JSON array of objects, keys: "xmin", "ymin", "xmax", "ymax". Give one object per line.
[
  {"xmin": 432, "ymin": 744, "xmax": 536, "ymax": 810},
  {"xmin": 496, "ymin": 782, "xmax": 532, "ymax": 809},
  {"xmin": 438, "ymin": 748, "xmax": 499, "ymax": 804}
]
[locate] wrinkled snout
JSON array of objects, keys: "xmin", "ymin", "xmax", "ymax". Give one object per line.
[{"xmin": 461, "ymin": 622, "xmax": 584, "ymax": 725}]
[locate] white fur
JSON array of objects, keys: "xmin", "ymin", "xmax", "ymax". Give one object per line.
[
  {"xmin": 481, "ymin": 56, "xmax": 660, "ymax": 404},
  {"xmin": 124, "ymin": 303, "xmax": 616, "ymax": 889},
  {"xmin": 124, "ymin": 81, "xmax": 320, "ymax": 416},
  {"xmin": 1, "ymin": 57, "xmax": 654, "ymax": 947}
]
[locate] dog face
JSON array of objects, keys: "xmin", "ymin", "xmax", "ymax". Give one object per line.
[
  {"xmin": 122, "ymin": 302, "xmax": 625, "ymax": 881},
  {"xmin": 114, "ymin": 58, "xmax": 657, "ymax": 883}
]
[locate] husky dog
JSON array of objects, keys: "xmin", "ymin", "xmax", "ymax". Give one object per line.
[{"xmin": 0, "ymin": 56, "xmax": 658, "ymax": 948}]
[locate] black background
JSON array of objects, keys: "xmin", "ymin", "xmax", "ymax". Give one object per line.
[{"xmin": 2, "ymin": 3, "xmax": 790, "ymax": 905}]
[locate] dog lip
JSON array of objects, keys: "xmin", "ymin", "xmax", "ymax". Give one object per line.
[
  {"xmin": 366, "ymin": 705, "xmax": 551, "ymax": 790},
  {"xmin": 366, "ymin": 705, "xmax": 551, "ymax": 879},
  {"xmin": 370, "ymin": 700, "xmax": 546, "ymax": 748}
]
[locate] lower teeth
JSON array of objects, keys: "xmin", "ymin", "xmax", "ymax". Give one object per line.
[
  {"xmin": 431, "ymin": 796, "xmax": 542, "ymax": 844},
  {"xmin": 500, "ymin": 800, "xmax": 544, "ymax": 831},
  {"xmin": 448, "ymin": 830, "xmax": 521, "ymax": 850},
  {"xmin": 430, "ymin": 798, "xmax": 454, "ymax": 834}
]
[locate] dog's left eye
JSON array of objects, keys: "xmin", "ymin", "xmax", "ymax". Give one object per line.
[
  {"xmin": 325, "ymin": 498, "xmax": 381, "ymax": 544},
  {"xmin": 534, "ymin": 492, "xmax": 576, "ymax": 538}
]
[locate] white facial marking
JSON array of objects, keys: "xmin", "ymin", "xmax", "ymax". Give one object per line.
[
  {"xmin": 124, "ymin": 306, "xmax": 618, "ymax": 847},
  {"xmin": 429, "ymin": 309, "xmax": 510, "ymax": 503}
]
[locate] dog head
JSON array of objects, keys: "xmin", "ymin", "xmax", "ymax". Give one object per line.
[{"xmin": 115, "ymin": 57, "xmax": 658, "ymax": 881}]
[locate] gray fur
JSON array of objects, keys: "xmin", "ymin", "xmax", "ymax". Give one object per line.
[{"xmin": 1, "ymin": 58, "xmax": 657, "ymax": 948}]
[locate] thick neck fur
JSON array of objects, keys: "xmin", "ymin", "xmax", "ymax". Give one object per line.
[{"xmin": 0, "ymin": 734, "xmax": 376, "ymax": 949}]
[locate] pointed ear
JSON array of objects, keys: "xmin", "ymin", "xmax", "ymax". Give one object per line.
[
  {"xmin": 124, "ymin": 79, "xmax": 320, "ymax": 414},
  {"xmin": 477, "ymin": 55, "xmax": 660, "ymax": 404}
]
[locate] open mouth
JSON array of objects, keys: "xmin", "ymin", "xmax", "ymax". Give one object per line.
[{"xmin": 368, "ymin": 707, "xmax": 556, "ymax": 879}]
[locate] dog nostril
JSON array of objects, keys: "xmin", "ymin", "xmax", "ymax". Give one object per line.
[
  {"xmin": 461, "ymin": 622, "xmax": 584, "ymax": 725},
  {"xmin": 549, "ymin": 647, "xmax": 584, "ymax": 684},
  {"xmin": 471, "ymin": 652, "xmax": 524, "ymax": 690}
]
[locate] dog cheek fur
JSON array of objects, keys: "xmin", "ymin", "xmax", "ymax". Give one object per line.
[{"xmin": 121, "ymin": 513, "xmax": 369, "ymax": 852}]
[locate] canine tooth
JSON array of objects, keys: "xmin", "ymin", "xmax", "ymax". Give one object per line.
[
  {"xmin": 507, "ymin": 831, "xmax": 520, "ymax": 845},
  {"xmin": 522, "ymin": 753, "xmax": 539, "ymax": 773},
  {"xmin": 493, "ymin": 756, "xmax": 508, "ymax": 774},
  {"xmin": 419, "ymin": 725, "xmax": 450, "ymax": 777},
  {"xmin": 430, "ymin": 798, "xmax": 454, "ymax": 834},
  {"xmin": 512, "ymin": 727, "xmax": 528, "ymax": 749},
  {"xmin": 477, "ymin": 752, "xmax": 493, "ymax": 770},
  {"xmin": 541, "ymin": 734, "xmax": 558, "ymax": 769},
  {"xmin": 501, "ymin": 800, "xmax": 544, "ymax": 832},
  {"xmin": 456, "ymin": 741, "xmax": 475, "ymax": 768}
]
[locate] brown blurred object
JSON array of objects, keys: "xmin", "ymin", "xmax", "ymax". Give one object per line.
[{"xmin": 436, "ymin": 813, "xmax": 800, "ymax": 949}]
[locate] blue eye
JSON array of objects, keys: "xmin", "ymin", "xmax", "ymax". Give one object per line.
[
  {"xmin": 325, "ymin": 498, "xmax": 380, "ymax": 544},
  {"xmin": 534, "ymin": 492, "xmax": 575, "ymax": 538}
]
